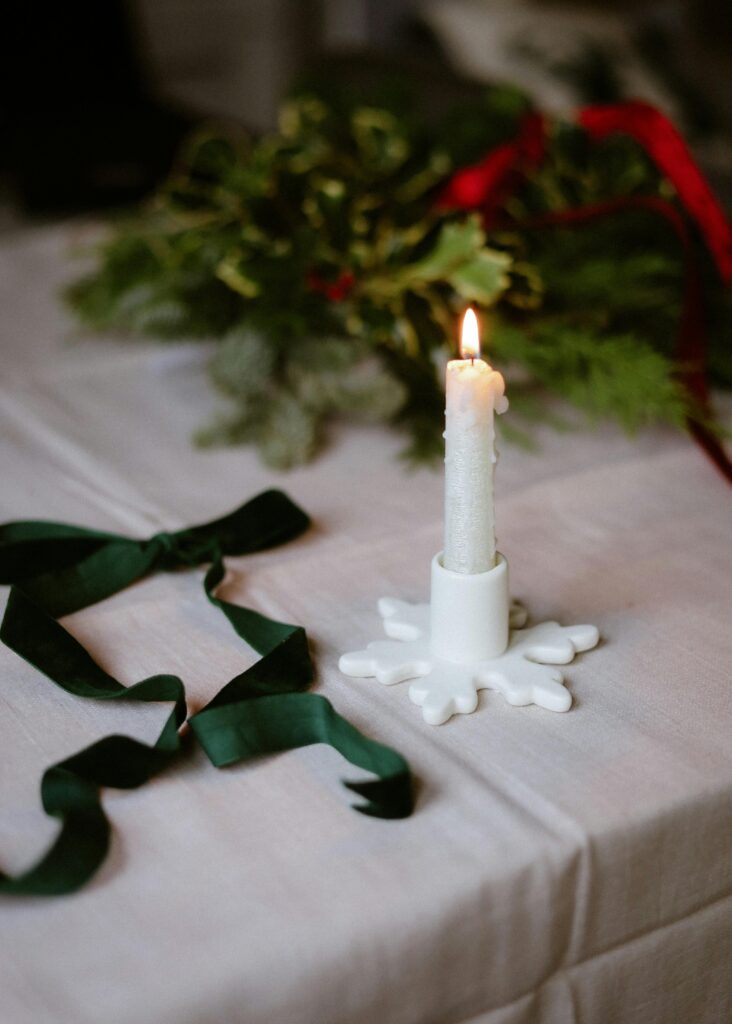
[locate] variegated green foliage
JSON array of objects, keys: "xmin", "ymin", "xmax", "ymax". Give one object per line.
[{"xmin": 67, "ymin": 88, "xmax": 728, "ymax": 467}]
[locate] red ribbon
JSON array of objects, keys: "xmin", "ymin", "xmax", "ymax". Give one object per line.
[
  {"xmin": 436, "ymin": 112, "xmax": 547, "ymax": 226},
  {"xmin": 439, "ymin": 101, "xmax": 732, "ymax": 484},
  {"xmin": 579, "ymin": 101, "xmax": 732, "ymax": 284}
]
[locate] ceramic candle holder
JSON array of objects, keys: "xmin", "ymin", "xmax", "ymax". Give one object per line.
[{"xmin": 339, "ymin": 552, "xmax": 600, "ymax": 726}]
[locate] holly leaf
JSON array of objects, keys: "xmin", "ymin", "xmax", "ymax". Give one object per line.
[
  {"xmin": 216, "ymin": 253, "xmax": 261, "ymax": 298},
  {"xmin": 448, "ymin": 249, "xmax": 511, "ymax": 304},
  {"xmin": 374, "ymin": 214, "xmax": 511, "ymax": 306},
  {"xmin": 406, "ymin": 216, "xmax": 485, "ymax": 281}
]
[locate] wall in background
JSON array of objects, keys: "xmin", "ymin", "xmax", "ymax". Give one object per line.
[{"xmin": 131, "ymin": 0, "xmax": 415, "ymax": 130}]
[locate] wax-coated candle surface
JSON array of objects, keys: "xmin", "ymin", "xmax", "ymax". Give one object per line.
[{"xmin": 443, "ymin": 357, "xmax": 507, "ymax": 574}]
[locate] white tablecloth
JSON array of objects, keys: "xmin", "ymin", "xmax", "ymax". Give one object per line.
[{"xmin": 1, "ymin": 226, "xmax": 731, "ymax": 1024}]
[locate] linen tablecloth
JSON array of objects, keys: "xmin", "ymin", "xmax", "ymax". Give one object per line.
[{"xmin": 2, "ymin": 226, "xmax": 731, "ymax": 1024}]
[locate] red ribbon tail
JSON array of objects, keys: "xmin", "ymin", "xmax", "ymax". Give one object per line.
[
  {"xmin": 579, "ymin": 101, "xmax": 732, "ymax": 283},
  {"xmin": 515, "ymin": 196, "xmax": 732, "ymax": 484},
  {"xmin": 687, "ymin": 419, "xmax": 732, "ymax": 485}
]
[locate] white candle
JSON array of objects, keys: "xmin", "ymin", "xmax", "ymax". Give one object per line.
[{"xmin": 443, "ymin": 309, "xmax": 508, "ymax": 575}]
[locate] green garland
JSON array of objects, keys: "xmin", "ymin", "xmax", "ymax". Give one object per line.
[{"xmin": 67, "ymin": 86, "xmax": 730, "ymax": 468}]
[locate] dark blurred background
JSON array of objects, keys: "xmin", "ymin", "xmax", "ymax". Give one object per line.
[{"xmin": 2, "ymin": 0, "xmax": 731, "ymax": 230}]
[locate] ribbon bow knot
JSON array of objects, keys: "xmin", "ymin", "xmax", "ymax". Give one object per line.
[
  {"xmin": 148, "ymin": 529, "xmax": 221, "ymax": 571},
  {"xmin": 0, "ymin": 489, "xmax": 311, "ymax": 617}
]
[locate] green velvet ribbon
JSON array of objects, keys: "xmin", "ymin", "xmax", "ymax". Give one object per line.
[{"xmin": 0, "ymin": 490, "xmax": 413, "ymax": 897}]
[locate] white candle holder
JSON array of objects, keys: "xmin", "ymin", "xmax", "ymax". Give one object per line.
[{"xmin": 339, "ymin": 552, "xmax": 600, "ymax": 726}]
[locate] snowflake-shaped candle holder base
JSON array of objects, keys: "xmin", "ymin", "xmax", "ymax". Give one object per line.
[{"xmin": 339, "ymin": 553, "xmax": 599, "ymax": 726}]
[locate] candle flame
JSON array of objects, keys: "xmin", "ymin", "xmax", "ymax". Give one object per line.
[{"xmin": 460, "ymin": 308, "xmax": 481, "ymax": 360}]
